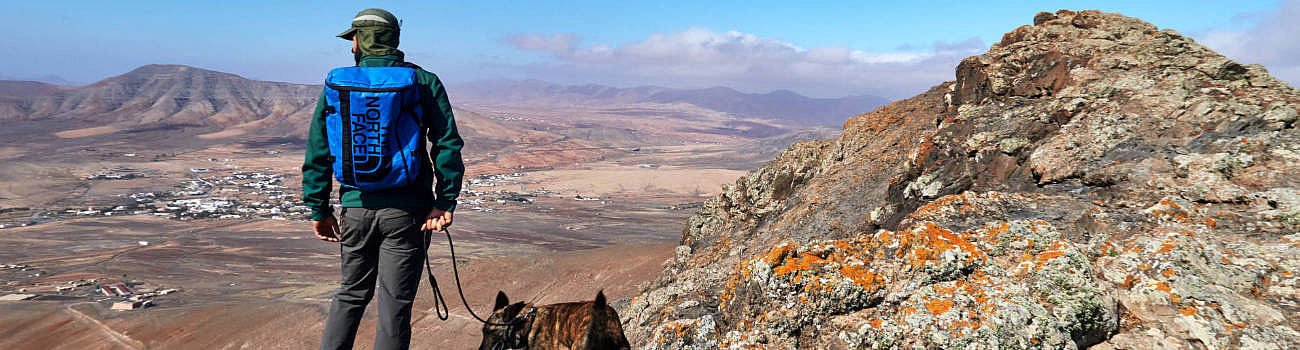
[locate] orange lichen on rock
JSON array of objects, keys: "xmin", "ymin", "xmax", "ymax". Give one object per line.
[
  {"xmin": 873, "ymin": 229, "xmax": 896, "ymax": 248},
  {"xmin": 869, "ymin": 319, "xmax": 883, "ymax": 329},
  {"xmin": 1049, "ymin": 240, "xmax": 1069, "ymax": 251},
  {"xmin": 764, "ymin": 244, "xmax": 796, "ymax": 266},
  {"xmin": 772, "ymin": 252, "xmax": 829, "ymax": 278},
  {"xmin": 654, "ymin": 319, "xmax": 698, "ymax": 341},
  {"xmin": 1155, "ymin": 243, "xmax": 1177, "ymax": 255},
  {"xmin": 900, "ymin": 306, "xmax": 918, "ymax": 316},
  {"xmin": 838, "ymin": 264, "xmax": 885, "ymax": 291},
  {"xmin": 904, "ymin": 222, "xmax": 989, "ymax": 269},
  {"xmin": 1036, "ymin": 251, "xmax": 1065, "ymax": 265},
  {"xmin": 1155, "ymin": 281, "xmax": 1172, "ymax": 293},
  {"xmin": 1162, "ymin": 269, "xmax": 1176, "ymax": 278},
  {"xmin": 1098, "ymin": 241, "xmax": 1117, "ymax": 255},
  {"xmin": 926, "ymin": 299, "xmax": 955, "ymax": 315},
  {"xmin": 1179, "ymin": 306, "xmax": 1198, "ymax": 316},
  {"xmin": 720, "ymin": 267, "xmax": 745, "ymax": 307},
  {"xmin": 1170, "ymin": 294, "xmax": 1181, "ymax": 303},
  {"xmin": 950, "ymin": 319, "xmax": 981, "ymax": 331},
  {"xmin": 911, "ymin": 193, "xmax": 968, "ymax": 216}
]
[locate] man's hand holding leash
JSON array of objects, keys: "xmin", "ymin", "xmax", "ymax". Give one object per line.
[{"xmin": 422, "ymin": 208, "xmax": 453, "ymax": 232}]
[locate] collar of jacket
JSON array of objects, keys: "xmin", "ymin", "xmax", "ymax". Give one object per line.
[{"xmin": 357, "ymin": 54, "xmax": 405, "ymax": 67}]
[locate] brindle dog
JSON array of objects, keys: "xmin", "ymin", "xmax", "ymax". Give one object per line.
[{"xmin": 478, "ymin": 290, "xmax": 631, "ymax": 350}]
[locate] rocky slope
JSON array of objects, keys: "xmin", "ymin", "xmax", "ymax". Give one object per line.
[{"xmin": 623, "ymin": 10, "xmax": 1300, "ymax": 349}]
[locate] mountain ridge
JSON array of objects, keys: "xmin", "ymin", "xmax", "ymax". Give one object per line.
[
  {"xmin": 2, "ymin": 65, "xmax": 883, "ymax": 129},
  {"xmin": 0, "ymin": 73, "xmax": 83, "ymax": 86},
  {"xmin": 454, "ymin": 79, "xmax": 890, "ymax": 126}
]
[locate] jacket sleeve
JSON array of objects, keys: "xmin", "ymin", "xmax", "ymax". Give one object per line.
[
  {"xmin": 301, "ymin": 88, "xmax": 335, "ymax": 220},
  {"xmin": 425, "ymin": 76, "xmax": 464, "ymax": 212}
]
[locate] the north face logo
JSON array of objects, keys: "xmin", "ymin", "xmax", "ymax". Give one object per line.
[{"xmin": 349, "ymin": 96, "xmax": 390, "ymax": 182}]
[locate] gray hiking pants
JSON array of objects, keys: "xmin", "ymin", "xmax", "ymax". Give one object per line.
[{"xmin": 320, "ymin": 207, "xmax": 427, "ymax": 350}]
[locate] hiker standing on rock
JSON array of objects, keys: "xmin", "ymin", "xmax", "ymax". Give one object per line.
[{"xmin": 301, "ymin": 8, "xmax": 464, "ymax": 350}]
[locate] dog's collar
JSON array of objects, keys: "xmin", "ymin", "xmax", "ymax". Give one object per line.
[
  {"xmin": 505, "ymin": 306, "xmax": 536, "ymax": 326},
  {"xmin": 498, "ymin": 307, "xmax": 538, "ymax": 350},
  {"xmin": 519, "ymin": 307, "xmax": 537, "ymax": 324},
  {"xmin": 514, "ymin": 306, "xmax": 538, "ymax": 339}
]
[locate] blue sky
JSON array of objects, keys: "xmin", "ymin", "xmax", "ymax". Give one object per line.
[{"xmin": 2, "ymin": 1, "xmax": 1295, "ymax": 98}]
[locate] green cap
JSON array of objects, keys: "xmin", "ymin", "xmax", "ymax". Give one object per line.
[{"xmin": 337, "ymin": 8, "xmax": 399, "ymax": 40}]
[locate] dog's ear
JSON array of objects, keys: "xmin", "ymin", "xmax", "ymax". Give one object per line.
[
  {"xmin": 593, "ymin": 289, "xmax": 606, "ymax": 310},
  {"xmin": 494, "ymin": 291, "xmax": 510, "ymax": 311}
]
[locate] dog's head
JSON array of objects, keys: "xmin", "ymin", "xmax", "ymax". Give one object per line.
[{"xmin": 478, "ymin": 291, "xmax": 532, "ymax": 350}]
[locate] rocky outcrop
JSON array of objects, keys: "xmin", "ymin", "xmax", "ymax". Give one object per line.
[{"xmin": 625, "ymin": 10, "xmax": 1300, "ymax": 349}]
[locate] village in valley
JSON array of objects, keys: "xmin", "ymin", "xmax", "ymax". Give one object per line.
[
  {"xmin": 0, "ymin": 164, "xmax": 567, "ymax": 229},
  {"xmin": 0, "ymin": 155, "xmax": 632, "ymax": 313},
  {"xmin": 1, "ymin": 262, "xmax": 178, "ymax": 311}
]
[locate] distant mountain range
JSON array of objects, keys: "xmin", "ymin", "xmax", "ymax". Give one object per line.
[
  {"xmin": 454, "ymin": 80, "xmax": 889, "ymax": 126},
  {"xmin": 0, "ymin": 73, "xmax": 85, "ymax": 86},
  {"xmin": 1, "ymin": 64, "xmax": 885, "ymax": 130}
]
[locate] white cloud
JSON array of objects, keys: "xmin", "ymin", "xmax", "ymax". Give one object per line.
[
  {"xmin": 1195, "ymin": 0, "xmax": 1300, "ymax": 86},
  {"xmin": 502, "ymin": 27, "xmax": 984, "ymax": 98}
]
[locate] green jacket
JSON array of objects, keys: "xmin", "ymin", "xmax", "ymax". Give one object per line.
[{"xmin": 301, "ymin": 54, "xmax": 464, "ymax": 221}]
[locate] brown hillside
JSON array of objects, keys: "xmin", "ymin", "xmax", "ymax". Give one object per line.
[{"xmin": 0, "ymin": 65, "xmax": 318, "ymax": 126}]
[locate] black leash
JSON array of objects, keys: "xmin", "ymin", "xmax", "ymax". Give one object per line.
[{"xmin": 423, "ymin": 228, "xmax": 527, "ymax": 327}]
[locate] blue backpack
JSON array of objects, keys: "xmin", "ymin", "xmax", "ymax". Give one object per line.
[{"xmin": 323, "ymin": 66, "xmax": 424, "ymax": 191}]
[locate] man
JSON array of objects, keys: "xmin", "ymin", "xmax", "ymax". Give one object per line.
[{"xmin": 302, "ymin": 8, "xmax": 464, "ymax": 350}]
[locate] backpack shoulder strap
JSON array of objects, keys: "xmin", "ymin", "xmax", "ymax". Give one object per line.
[{"xmin": 398, "ymin": 61, "xmax": 431, "ymax": 128}]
